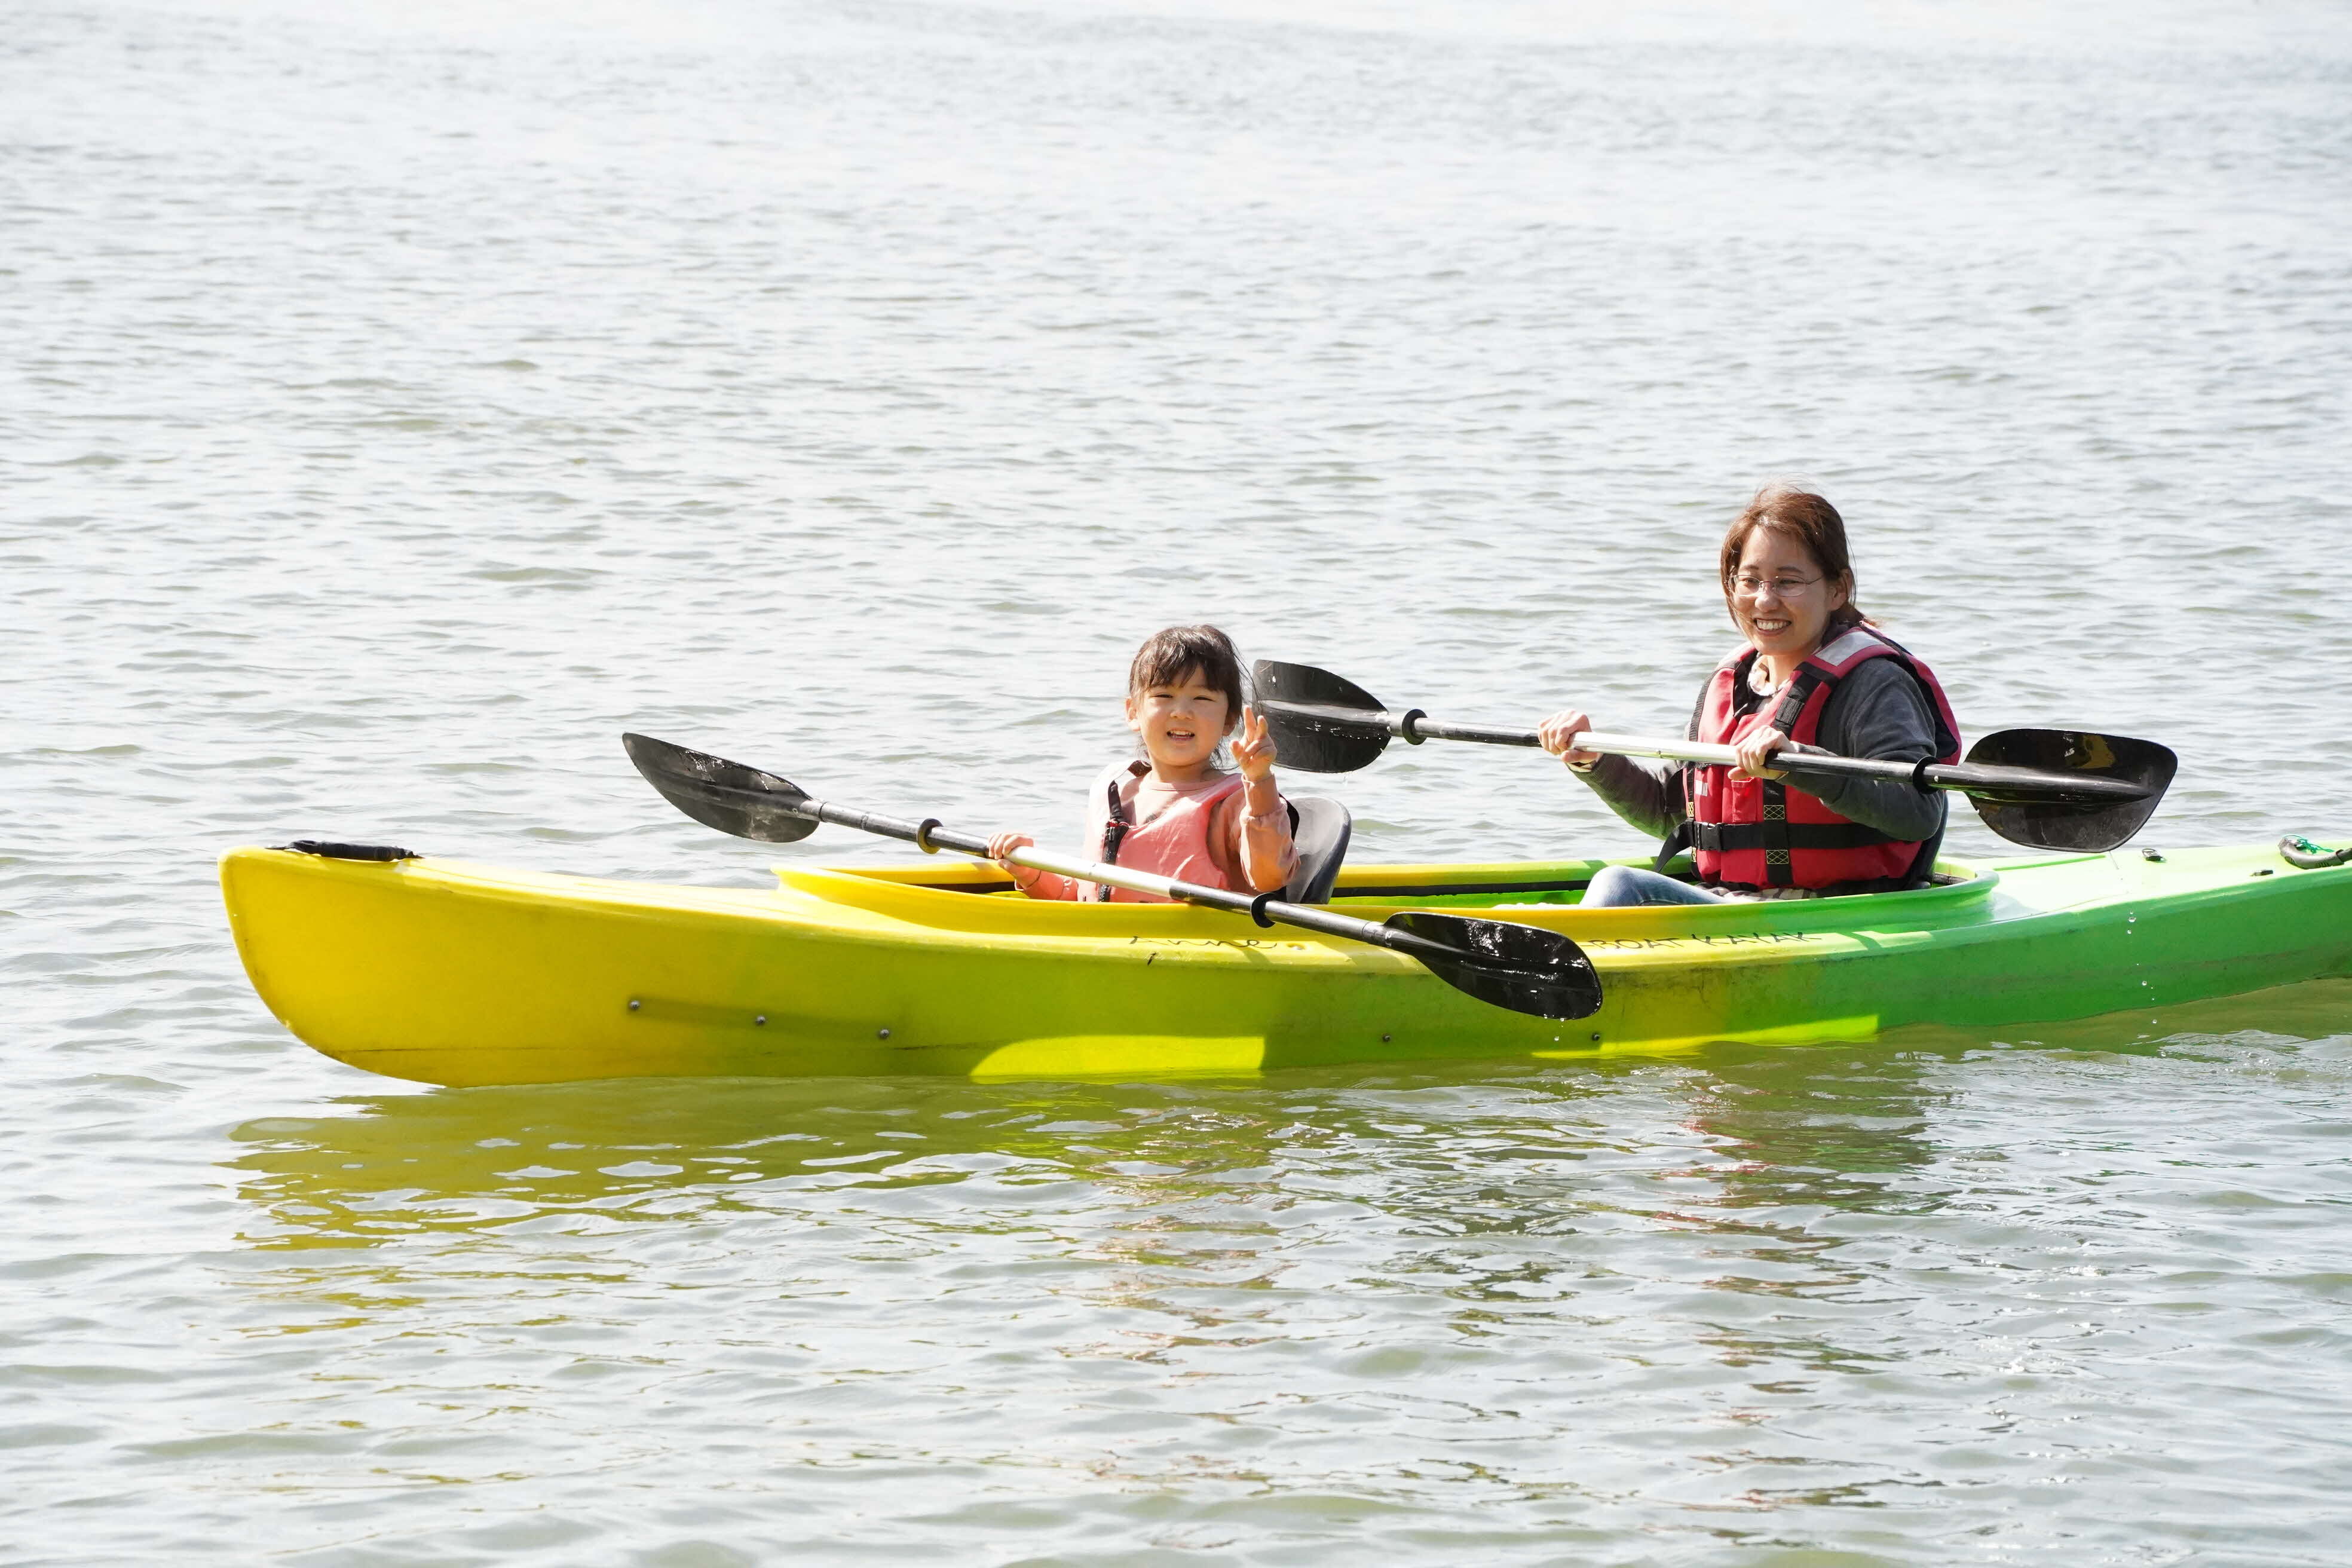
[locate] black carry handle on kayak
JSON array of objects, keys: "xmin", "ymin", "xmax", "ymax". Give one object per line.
[
  {"xmin": 621, "ymin": 733, "xmax": 1602, "ymax": 1023},
  {"xmin": 1251, "ymin": 659, "xmax": 2177, "ymax": 855}
]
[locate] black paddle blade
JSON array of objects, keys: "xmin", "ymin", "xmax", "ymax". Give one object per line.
[
  {"xmin": 1252, "ymin": 660, "xmax": 1393, "ymax": 774},
  {"xmin": 623, "ymin": 733, "xmax": 819, "ymax": 844},
  {"xmin": 1962, "ymin": 728, "xmax": 2177, "ymax": 853},
  {"xmin": 1383, "ymin": 910, "xmax": 1603, "ymax": 1021}
]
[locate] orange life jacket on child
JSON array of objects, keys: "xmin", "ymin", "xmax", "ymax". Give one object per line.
[{"xmin": 1077, "ymin": 762, "xmax": 1252, "ymax": 903}]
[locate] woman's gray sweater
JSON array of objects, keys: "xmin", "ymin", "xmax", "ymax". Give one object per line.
[{"xmin": 1577, "ymin": 656, "xmax": 1949, "ymax": 846}]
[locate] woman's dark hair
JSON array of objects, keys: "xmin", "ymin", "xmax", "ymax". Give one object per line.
[
  {"xmin": 1719, "ymin": 485, "xmax": 1868, "ymax": 633},
  {"xmin": 1129, "ymin": 624, "xmax": 1247, "ymax": 720}
]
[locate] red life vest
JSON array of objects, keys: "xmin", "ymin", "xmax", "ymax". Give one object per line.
[{"xmin": 1682, "ymin": 626, "xmax": 1962, "ymax": 892}]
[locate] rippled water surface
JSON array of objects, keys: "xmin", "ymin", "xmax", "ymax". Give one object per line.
[{"xmin": 7, "ymin": 0, "xmax": 2352, "ymax": 1561}]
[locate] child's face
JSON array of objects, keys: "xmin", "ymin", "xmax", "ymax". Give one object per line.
[{"xmin": 1124, "ymin": 668, "xmax": 1235, "ymax": 773}]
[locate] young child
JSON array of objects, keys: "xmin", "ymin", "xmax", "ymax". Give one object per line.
[{"xmin": 988, "ymin": 624, "xmax": 1298, "ymax": 901}]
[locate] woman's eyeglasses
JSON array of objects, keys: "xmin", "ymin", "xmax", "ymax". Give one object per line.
[{"xmin": 1727, "ymin": 572, "xmax": 1821, "ymax": 599}]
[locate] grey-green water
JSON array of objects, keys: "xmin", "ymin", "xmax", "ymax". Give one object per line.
[{"xmin": 5, "ymin": 0, "xmax": 2351, "ymax": 1561}]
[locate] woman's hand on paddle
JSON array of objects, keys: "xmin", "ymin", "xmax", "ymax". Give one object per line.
[
  {"xmin": 1233, "ymin": 705, "xmax": 1278, "ymax": 783},
  {"xmin": 1538, "ymin": 710, "xmax": 1603, "ymax": 770},
  {"xmin": 1734, "ymin": 729, "xmax": 1791, "ymax": 780},
  {"xmin": 987, "ymin": 832, "xmax": 1041, "ymax": 889}
]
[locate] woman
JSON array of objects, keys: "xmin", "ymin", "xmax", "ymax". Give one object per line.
[{"xmin": 1539, "ymin": 486, "xmax": 1961, "ymax": 906}]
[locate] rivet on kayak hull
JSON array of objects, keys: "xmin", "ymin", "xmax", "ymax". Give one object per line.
[
  {"xmin": 755, "ymin": 1015, "xmax": 767, "ymax": 1026},
  {"xmin": 1591, "ymin": 1033, "xmax": 1601, "ymax": 1042},
  {"xmin": 878, "ymin": 1027, "xmax": 892, "ymax": 1040},
  {"xmin": 1381, "ymin": 1033, "xmax": 1391, "ymax": 1043},
  {"xmin": 627, "ymin": 999, "xmax": 641, "ymax": 1012}
]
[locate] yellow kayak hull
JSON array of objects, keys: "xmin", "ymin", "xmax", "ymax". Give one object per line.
[{"xmin": 218, "ymin": 841, "xmax": 2352, "ymax": 1087}]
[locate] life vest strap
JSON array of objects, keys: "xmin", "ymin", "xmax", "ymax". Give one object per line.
[
  {"xmin": 1686, "ymin": 820, "xmax": 1904, "ymax": 853},
  {"xmin": 1094, "ymin": 760, "xmax": 1153, "ymax": 902},
  {"xmin": 1757, "ymin": 779, "xmax": 1786, "ymax": 885}
]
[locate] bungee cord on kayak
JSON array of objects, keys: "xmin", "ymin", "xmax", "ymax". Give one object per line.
[{"xmin": 2279, "ymin": 835, "xmax": 2352, "ymax": 869}]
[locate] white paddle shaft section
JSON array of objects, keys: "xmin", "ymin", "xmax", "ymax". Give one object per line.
[
  {"xmin": 997, "ymin": 845, "xmax": 1184, "ymax": 900},
  {"xmin": 1576, "ymin": 730, "xmax": 1921, "ymax": 785},
  {"xmin": 986, "ymin": 844, "xmax": 1451, "ymax": 961}
]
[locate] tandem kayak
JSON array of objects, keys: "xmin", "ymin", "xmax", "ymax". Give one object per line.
[{"xmin": 218, "ymin": 837, "xmax": 2352, "ymax": 1088}]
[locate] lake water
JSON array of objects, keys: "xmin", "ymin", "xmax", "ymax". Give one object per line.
[{"xmin": 5, "ymin": 0, "xmax": 2351, "ymax": 1561}]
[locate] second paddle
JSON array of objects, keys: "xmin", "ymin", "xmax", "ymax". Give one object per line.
[{"xmin": 1251, "ymin": 659, "xmax": 2177, "ymax": 854}]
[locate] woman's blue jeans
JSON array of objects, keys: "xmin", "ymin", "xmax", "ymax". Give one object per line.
[{"xmin": 1580, "ymin": 865, "xmax": 1725, "ymax": 908}]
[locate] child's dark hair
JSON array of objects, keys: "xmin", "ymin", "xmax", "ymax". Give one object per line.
[{"xmin": 1129, "ymin": 624, "xmax": 1247, "ymax": 720}]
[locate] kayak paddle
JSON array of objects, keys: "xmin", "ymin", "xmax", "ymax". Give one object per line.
[
  {"xmin": 622, "ymin": 733, "xmax": 1603, "ymax": 1022},
  {"xmin": 1251, "ymin": 659, "xmax": 2176, "ymax": 855}
]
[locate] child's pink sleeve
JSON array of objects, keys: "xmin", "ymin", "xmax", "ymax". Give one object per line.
[{"xmin": 1223, "ymin": 791, "xmax": 1297, "ymax": 895}]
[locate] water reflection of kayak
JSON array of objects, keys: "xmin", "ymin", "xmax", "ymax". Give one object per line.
[{"xmin": 219, "ymin": 841, "xmax": 2352, "ymax": 1088}]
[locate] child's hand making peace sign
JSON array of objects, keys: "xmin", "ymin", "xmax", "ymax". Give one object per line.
[{"xmin": 1230, "ymin": 704, "xmax": 1278, "ymax": 783}]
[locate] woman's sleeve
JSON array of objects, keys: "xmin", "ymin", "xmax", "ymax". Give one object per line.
[
  {"xmin": 1019, "ymin": 871, "xmax": 1083, "ymax": 901},
  {"xmin": 1575, "ymin": 754, "xmax": 1688, "ymax": 841},
  {"xmin": 1802, "ymin": 660, "xmax": 1949, "ymax": 842}
]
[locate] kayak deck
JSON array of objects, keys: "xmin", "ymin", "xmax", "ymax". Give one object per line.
[{"xmin": 219, "ymin": 840, "xmax": 2352, "ymax": 1088}]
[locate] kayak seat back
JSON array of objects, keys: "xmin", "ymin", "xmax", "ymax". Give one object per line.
[{"xmin": 1284, "ymin": 797, "xmax": 1352, "ymax": 904}]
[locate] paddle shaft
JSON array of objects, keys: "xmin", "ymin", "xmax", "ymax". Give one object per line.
[
  {"xmin": 782, "ymin": 794, "xmax": 1478, "ymax": 966},
  {"xmin": 1263, "ymin": 700, "xmax": 2150, "ymax": 804},
  {"xmin": 620, "ymin": 731, "xmax": 1603, "ymax": 1018}
]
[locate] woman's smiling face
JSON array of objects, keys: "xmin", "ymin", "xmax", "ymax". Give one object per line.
[
  {"xmin": 1125, "ymin": 666, "xmax": 1235, "ymax": 774},
  {"xmin": 1726, "ymin": 525, "xmax": 1849, "ymax": 663}
]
